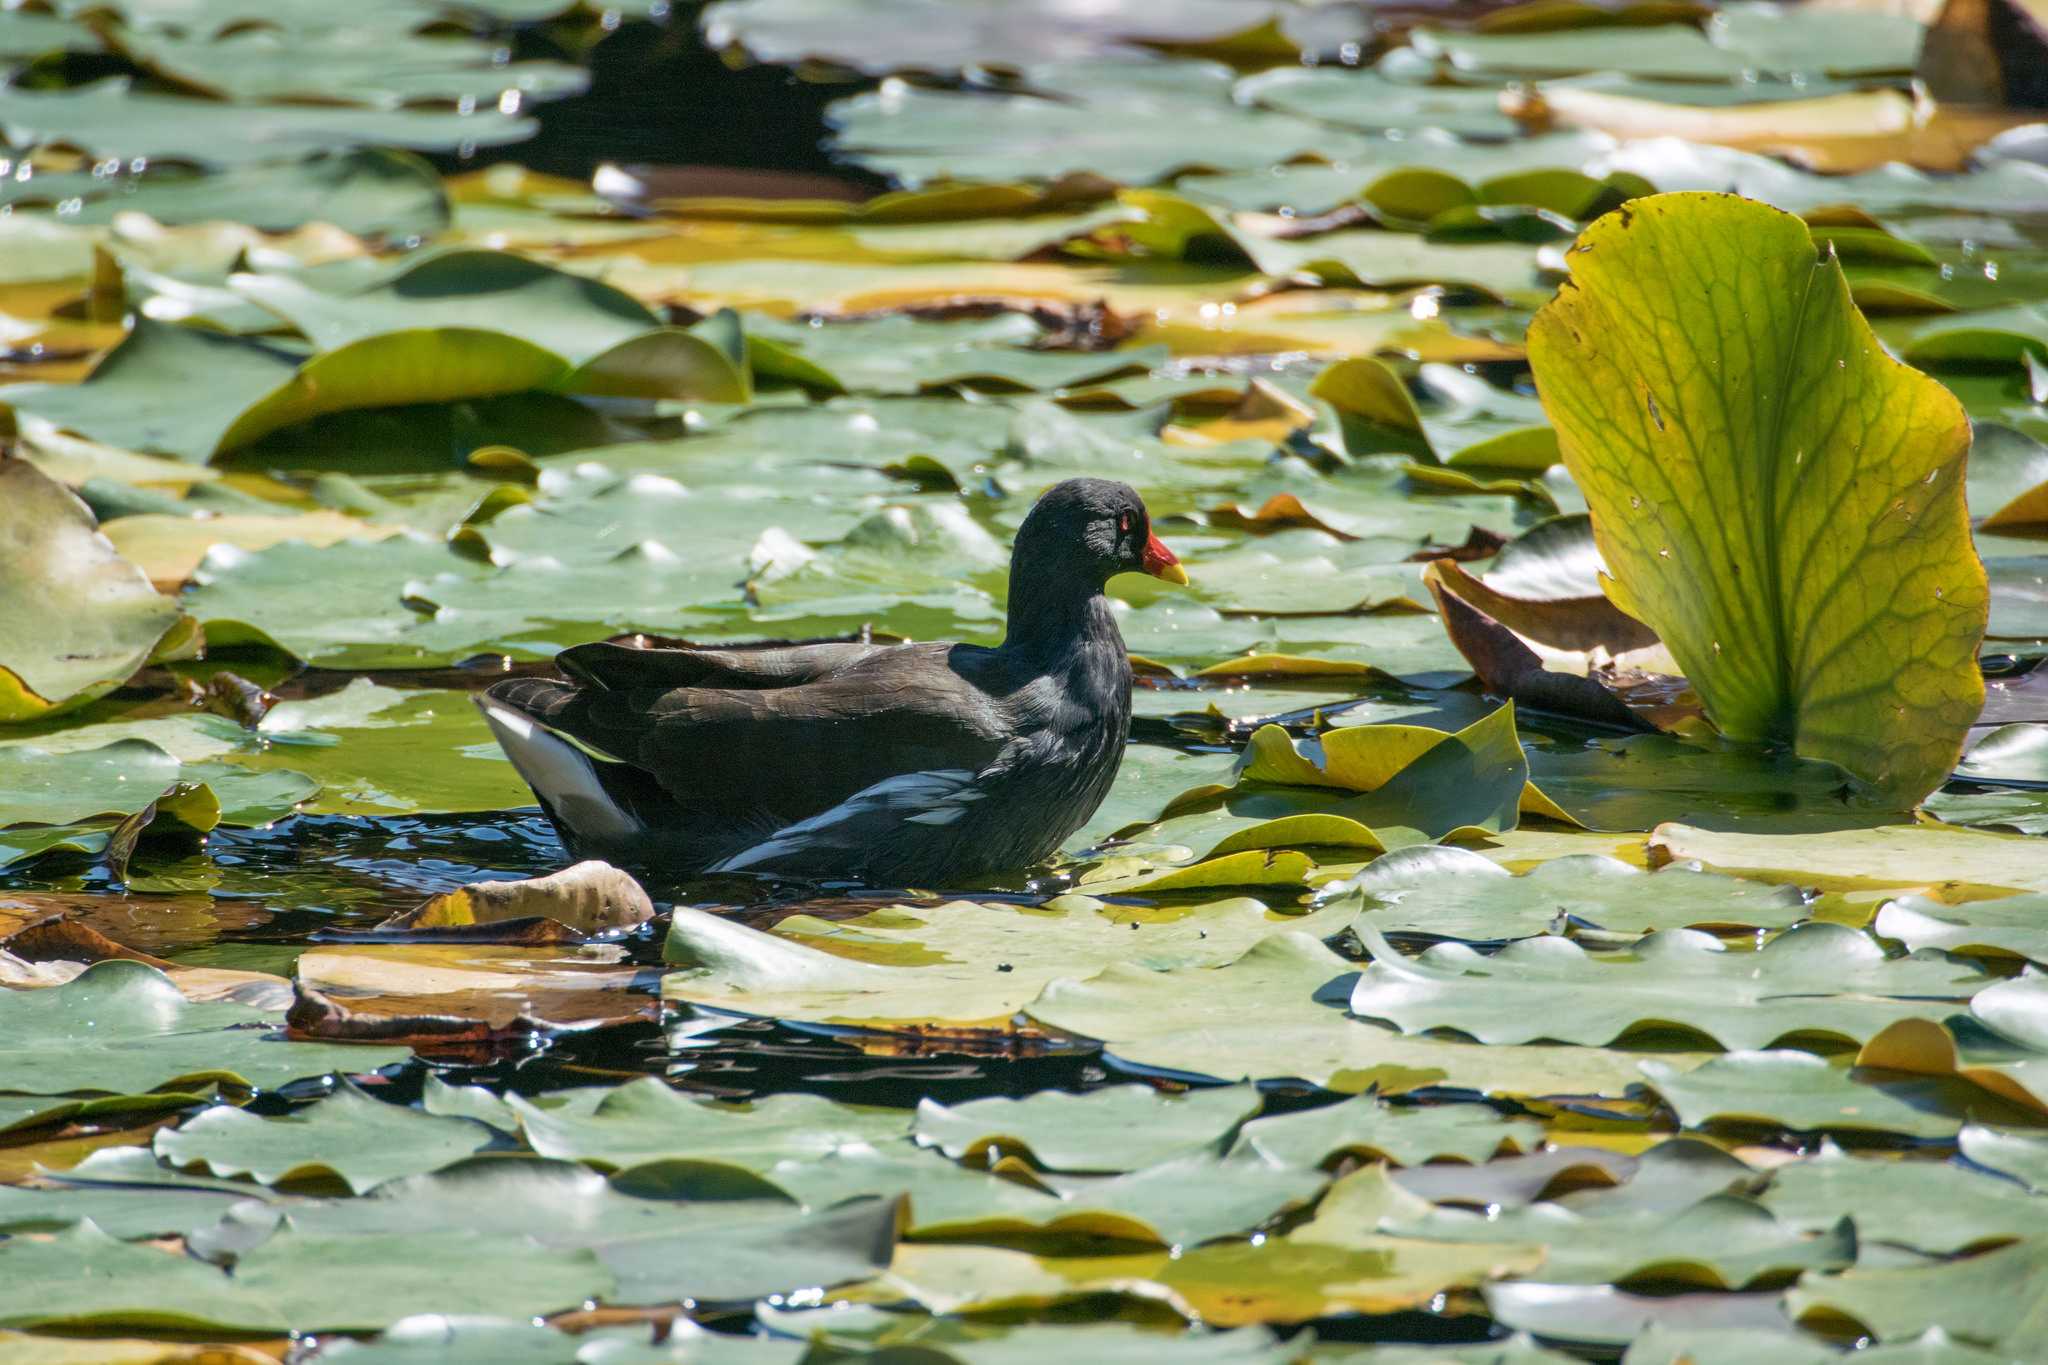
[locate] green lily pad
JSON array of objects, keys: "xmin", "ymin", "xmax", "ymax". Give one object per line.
[
  {"xmin": 1523, "ymin": 733, "xmax": 1901, "ymax": 836},
  {"xmin": 1348, "ymin": 921, "xmax": 1986, "ymax": 1050},
  {"xmin": 1382, "ymin": 1190, "xmax": 1852, "ymax": 1290},
  {"xmin": 0, "ymin": 1218, "xmax": 610, "ymax": 1332},
  {"xmin": 510, "ymin": 1078, "xmax": 909, "ymax": 1173},
  {"xmin": 748, "ymin": 313, "xmax": 1163, "ymax": 395},
  {"xmin": 912, "ymin": 1084, "xmax": 1260, "ymax": 1172},
  {"xmin": 1966, "ymin": 425, "xmax": 2048, "ymax": 530},
  {"xmin": 1312, "ymin": 356, "xmax": 1557, "ymax": 470},
  {"xmin": 0, "ymin": 739, "xmax": 184, "ymax": 829},
  {"xmin": 744, "ymin": 499, "xmax": 1007, "ymax": 634},
  {"xmin": 1124, "ymin": 706, "xmax": 1531, "ymax": 864},
  {"xmin": 0, "ymin": 1172, "xmax": 257, "ymax": 1241},
  {"xmin": 1027, "ymin": 931, "xmax": 1707, "ymax": 1099},
  {"xmin": 1230, "ymin": 1096, "xmax": 1543, "ymax": 1169},
  {"xmin": 6, "ymin": 262, "xmax": 747, "ymax": 464},
  {"xmin": 0, "ymin": 737, "xmax": 316, "ymax": 868},
  {"xmin": 234, "ymin": 250, "xmax": 749, "ymax": 402},
  {"xmin": 0, "ymin": 80, "xmax": 533, "ymax": 167},
  {"xmin": 154, "ymin": 1078, "xmax": 495, "ymax": 1193},
  {"xmin": 0, "ymin": 960, "xmax": 407, "ymax": 1097},
  {"xmin": 180, "ymin": 509, "xmax": 730, "ymax": 669},
  {"xmin": 1958, "ymin": 724, "xmax": 2048, "ymax": 782},
  {"xmin": 1875, "ymin": 893, "xmax": 2048, "ymax": 966},
  {"xmin": 830, "ymin": 58, "xmax": 1373, "ymax": 188},
  {"xmin": 1707, "ymin": 2, "xmax": 1925, "ymax": 78},
  {"xmin": 110, "ymin": 27, "xmax": 587, "ymax": 110},
  {"xmin": 1322, "ymin": 847, "xmax": 1809, "ymax": 942},
  {"xmin": 0, "ymin": 460, "xmax": 185, "ymax": 723},
  {"xmin": 663, "ymin": 894, "xmax": 1352, "ymax": 1033},
  {"xmin": 1639, "ymin": 1050, "xmax": 1981, "ymax": 1139},
  {"xmin": 1788, "ymin": 1238, "xmax": 2048, "ymax": 1349},
  {"xmin": 703, "ymin": 0, "xmax": 1359, "ymax": 75},
  {"xmin": 1759, "ymin": 1140, "xmax": 2048, "ymax": 1254},
  {"xmin": 1482, "ymin": 1280, "xmax": 1795, "ymax": 1350},
  {"xmin": 1234, "ymin": 67, "xmax": 1521, "ymax": 140},
  {"xmin": 1957, "ymin": 1123, "xmax": 2048, "ymax": 1193},
  {"xmin": 1411, "ymin": 25, "xmax": 1750, "ymax": 81},
  {"xmin": 1529, "ymin": 192, "xmax": 1987, "ymax": 805},
  {"xmin": 271, "ymin": 1157, "xmax": 899, "ymax": 1305},
  {"xmin": 302, "ymin": 1316, "xmax": 595, "ymax": 1365},
  {"xmin": 0, "ymin": 149, "xmax": 448, "ymax": 239},
  {"xmin": 1905, "ymin": 304, "xmax": 2048, "ymax": 372},
  {"xmin": 219, "ymin": 682, "xmax": 527, "ymax": 818}
]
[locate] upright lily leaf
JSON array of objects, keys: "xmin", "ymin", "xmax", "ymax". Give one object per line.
[
  {"xmin": 0, "ymin": 460, "xmax": 185, "ymax": 722},
  {"xmin": 1527, "ymin": 192, "xmax": 1987, "ymax": 803}
]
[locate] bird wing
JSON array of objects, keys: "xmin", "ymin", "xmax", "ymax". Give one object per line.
[
  {"xmin": 556, "ymin": 638, "xmax": 897, "ymax": 691},
  {"xmin": 505, "ymin": 643, "xmax": 1014, "ymax": 830}
]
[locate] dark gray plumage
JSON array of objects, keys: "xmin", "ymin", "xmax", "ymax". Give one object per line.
[{"xmin": 478, "ymin": 478, "xmax": 1186, "ymax": 886}]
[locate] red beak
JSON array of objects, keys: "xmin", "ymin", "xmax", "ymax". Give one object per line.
[{"xmin": 1143, "ymin": 531, "xmax": 1188, "ymax": 585}]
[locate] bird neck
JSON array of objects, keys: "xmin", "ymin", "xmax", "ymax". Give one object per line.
[{"xmin": 999, "ymin": 568, "xmax": 1122, "ymax": 665}]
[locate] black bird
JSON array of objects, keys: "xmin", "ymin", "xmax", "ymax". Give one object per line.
[{"xmin": 477, "ymin": 478, "xmax": 1187, "ymax": 886}]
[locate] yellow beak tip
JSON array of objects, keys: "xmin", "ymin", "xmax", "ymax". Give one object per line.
[{"xmin": 1156, "ymin": 563, "xmax": 1190, "ymax": 587}]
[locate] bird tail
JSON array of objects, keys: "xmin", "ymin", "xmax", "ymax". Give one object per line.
[{"xmin": 476, "ymin": 684, "xmax": 643, "ymax": 843}]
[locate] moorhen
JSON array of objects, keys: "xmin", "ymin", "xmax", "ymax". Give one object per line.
[{"xmin": 477, "ymin": 478, "xmax": 1187, "ymax": 885}]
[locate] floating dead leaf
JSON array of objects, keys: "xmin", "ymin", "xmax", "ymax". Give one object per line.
[
  {"xmin": 1200, "ymin": 493, "xmax": 1360, "ymax": 540},
  {"xmin": 375, "ymin": 860, "xmax": 654, "ymax": 937},
  {"xmin": 1163, "ymin": 379, "xmax": 1317, "ymax": 447},
  {"xmin": 1916, "ymin": 0, "xmax": 2048, "ymax": 105},
  {"xmin": 1405, "ymin": 526, "xmax": 1509, "ymax": 564},
  {"xmin": 290, "ymin": 942, "xmax": 659, "ymax": 1051},
  {"xmin": 1425, "ymin": 561, "xmax": 1678, "ymax": 732},
  {"xmin": 0, "ymin": 894, "xmax": 287, "ymax": 1007},
  {"xmin": 1510, "ymin": 84, "xmax": 2040, "ymax": 172}
]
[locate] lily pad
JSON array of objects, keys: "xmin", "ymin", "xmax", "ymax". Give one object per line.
[
  {"xmin": 1381, "ymin": 1190, "xmax": 1852, "ymax": 1290},
  {"xmin": 1027, "ymin": 932, "xmax": 1707, "ymax": 1099},
  {"xmin": 1759, "ymin": 1140, "xmax": 2048, "ymax": 1254},
  {"xmin": 703, "ymin": 0, "xmax": 1360, "ymax": 74},
  {"xmin": 1528, "ymin": 192, "xmax": 1987, "ymax": 804},
  {"xmin": 0, "ymin": 1218, "xmax": 610, "ymax": 1332},
  {"xmin": 1874, "ymin": 893, "xmax": 2048, "ymax": 966},
  {"xmin": 0, "ymin": 80, "xmax": 534, "ymax": 167},
  {"xmin": 0, "ymin": 460, "xmax": 185, "ymax": 722},
  {"xmin": 1638, "ymin": 1050, "xmax": 1981, "ymax": 1139},
  {"xmin": 1230, "ymin": 1096, "xmax": 1543, "ymax": 1170},
  {"xmin": 1320, "ymin": 847, "xmax": 1810, "ymax": 942},
  {"xmin": 1347, "ymin": 921, "xmax": 1986, "ymax": 1050},
  {"xmin": 747, "ymin": 313, "xmax": 1163, "ymax": 396},
  {"xmin": 662, "ymin": 894, "xmax": 1352, "ymax": 1033},
  {"xmin": 1787, "ymin": 1238, "xmax": 2048, "ymax": 1349},
  {"xmin": 1123, "ymin": 706, "xmax": 1532, "ymax": 865},
  {"xmin": 153, "ymin": 1078, "xmax": 495, "ymax": 1193},
  {"xmin": 829, "ymin": 58, "xmax": 1371, "ymax": 188},
  {"xmin": 0, "ymin": 960, "xmax": 406, "ymax": 1097},
  {"xmin": 510, "ymin": 1078, "xmax": 910, "ymax": 1172},
  {"xmin": 911, "ymin": 1084, "xmax": 1259, "ymax": 1172},
  {"xmin": 270, "ymin": 1157, "xmax": 900, "ymax": 1306}
]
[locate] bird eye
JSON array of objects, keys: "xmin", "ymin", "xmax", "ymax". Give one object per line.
[{"xmin": 1118, "ymin": 511, "xmax": 1132, "ymax": 534}]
